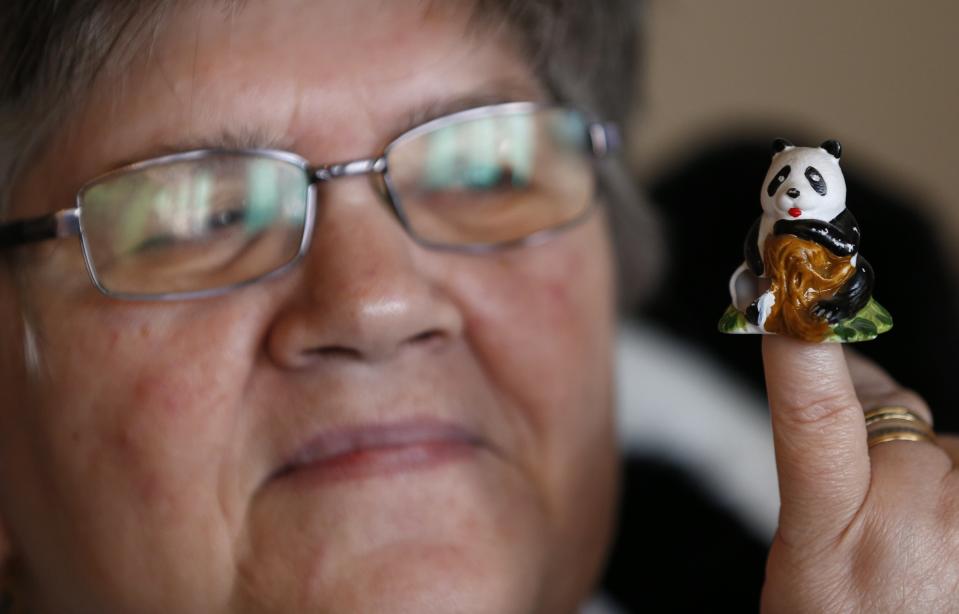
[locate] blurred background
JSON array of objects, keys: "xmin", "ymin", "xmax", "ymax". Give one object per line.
[
  {"xmin": 605, "ymin": 2, "xmax": 959, "ymax": 611},
  {"xmin": 631, "ymin": 0, "xmax": 959, "ymax": 250},
  {"xmin": 624, "ymin": 0, "xmax": 959, "ymax": 418}
]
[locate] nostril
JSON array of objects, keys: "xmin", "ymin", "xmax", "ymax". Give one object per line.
[
  {"xmin": 404, "ymin": 329, "xmax": 450, "ymax": 355},
  {"xmin": 303, "ymin": 331, "xmax": 444, "ymax": 363},
  {"xmin": 408, "ymin": 329, "xmax": 447, "ymax": 349},
  {"xmin": 410, "ymin": 330, "xmax": 440, "ymax": 343},
  {"xmin": 786, "ymin": 188, "xmax": 800, "ymax": 198},
  {"xmin": 309, "ymin": 345, "xmax": 363, "ymax": 360}
]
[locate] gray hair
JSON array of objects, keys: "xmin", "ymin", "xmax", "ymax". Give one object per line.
[{"xmin": 0, "ymin": 0, "xmax": 660, "ymax": 307}]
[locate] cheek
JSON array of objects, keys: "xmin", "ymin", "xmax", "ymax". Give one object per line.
[
  {"xmin": 39, "ymin": 300, "xmax": 259, "ymax": 488},
  {"xmin": 445, "ymin": 219, "xmax": 619, "ymax": 598},
  {"xmin": 442, "ymin": 217, "xmax": 616, "ymax": 472},
  {"xmin": 479, "ymin": 223, "xmax": 611, "ymax": 396},
  {"xmin": 40, "ymin": 302, "xmax": 228, "ymax": 408},
  {"xmin": 4, "ymin": 294, "xmax": 265, "ymax": 576}
]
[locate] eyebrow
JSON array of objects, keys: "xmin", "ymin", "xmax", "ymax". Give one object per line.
[
  {"xmin": 397, "ymin": 81, "xmax": 546, "ymax": 136},
  {"xmin": 100, "ymin": 79, "xmax": 545, "ymax": 174},
  {"xmin": 153, "ymin": 125, "xmax": 296, "ymax": 158}
]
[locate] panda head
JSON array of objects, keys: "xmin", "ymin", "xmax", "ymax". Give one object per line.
[{"xmin": 760, "ymin": 139, "xmax": 846, "ymax": 222}]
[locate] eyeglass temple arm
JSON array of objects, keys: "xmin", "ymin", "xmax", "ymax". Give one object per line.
[
  {"xmin": 0, "ymin": 209, "xmax": 80, "ymax": 249},
  {"xmin": 589, "ymin": 122, "xmax": 620, "ymax": 157}
]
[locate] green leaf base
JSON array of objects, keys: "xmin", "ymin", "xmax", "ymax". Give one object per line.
[{"xmin": 717, "ymin": 298, "xmax": 893, "ymax": 343}]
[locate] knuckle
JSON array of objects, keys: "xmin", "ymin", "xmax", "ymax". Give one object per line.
[{"xmin": 779, "ymin": 390, "xmax": 861, "ymax": 428}]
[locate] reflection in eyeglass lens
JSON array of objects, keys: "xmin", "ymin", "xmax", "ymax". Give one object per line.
[
  {"xmin": 72, "ymin": 107, "xmax": 597, "ymax": 298},
  {"xmin": 390, "ymin": 109, "xmax": 594, "ymax": 246},
  {"xmin": 80, "ymin": 154, "xmax": 308, "ymax": 296},
  {"xmin": 423, "ymin": 113, "xmax": 535, "ymax": 191}
]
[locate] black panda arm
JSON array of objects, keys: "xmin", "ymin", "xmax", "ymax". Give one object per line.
[
  {"xmin": 829, "ymin": 209, "xmax": 862, "ymax": 249},
  {"xmin": 773, "ymin": 216, "xmax": 858, "ymax": 257},
  {"xmin": 744, "ymin": 216, "xmax": 763, "ymax": 276},
  {"xmin": 811, "ymin": 257, "xmax": 875, "ymax": 323}
]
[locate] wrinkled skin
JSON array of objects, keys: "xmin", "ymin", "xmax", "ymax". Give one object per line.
[
  {"xmin": 4, "ymin": 2, "xmax": 954, "ymax": 613},
  {"xmin": 0, "ymin": 2, "xmax": 618, "ymax": 612},
  {"xmin": 760, "ymin": 336, "xmax": 959, "ymax": 613}
]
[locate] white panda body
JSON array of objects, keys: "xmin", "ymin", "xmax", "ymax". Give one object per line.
[{"xmin": 757, "ymin": 144, "xmax": 848, "ymax": 256}]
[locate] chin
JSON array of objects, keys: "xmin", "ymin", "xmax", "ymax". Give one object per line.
[
  {"xmin": 314, "ymin": 543, "xmax": 547, "ymax": 614},
  {"xmin": 240, "ymin": 453, "xmax": 560, "ymax": 613}
]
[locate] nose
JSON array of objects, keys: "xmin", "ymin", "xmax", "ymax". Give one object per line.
[
  {"xmin": 267, "ymin": 181, "xmax": 464, "ymax": 368},
  {"xmin": 786, "ymin": 188, "xmax": 800, "ymax": 199}
]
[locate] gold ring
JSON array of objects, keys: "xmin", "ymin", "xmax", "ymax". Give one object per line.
[{"xmin": 864, "ymin": 406, "xmax": 935, "ymax": 448}]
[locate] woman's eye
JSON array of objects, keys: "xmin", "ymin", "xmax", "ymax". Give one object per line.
[
  {"xmin": 461, "ymin": 164, "xmax": 503, "ymax": 189},
  {"xmin": 132, "ymin": 208, "xmax": 247, "ymax": 255},
  {"xmin": 429, "ymin": 163, "xmax": 529, "ymax": 192},
  {"xmin": 470, "ymin": 167, "xmax": 528, "ymax": 190},
  {"xmin": 206, "ymin": 208, "xmax": 246, "ymax": 230},
  {"xmin": 134, "ymin": 233, "xmax": 177, "ymax": 253}
]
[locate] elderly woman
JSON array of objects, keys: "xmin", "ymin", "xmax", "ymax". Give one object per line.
[{"xmin": 0, "ymin": 1, "xmax": 957, "ymax": 613}]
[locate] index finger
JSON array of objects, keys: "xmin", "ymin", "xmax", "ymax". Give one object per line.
[{"xmin": 762, "ymin": 334, "xmax": 870, "ymax": 546}]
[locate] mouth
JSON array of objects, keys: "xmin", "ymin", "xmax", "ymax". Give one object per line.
[
  {"xmin": 788, "ymin": 207, "xmax": 802, "ymax": 218},
  {"xmin": 271, "ymin": 419, "xmax": 485, "ymax": 485}
]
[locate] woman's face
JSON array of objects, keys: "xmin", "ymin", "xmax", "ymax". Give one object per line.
[{"xmin": 0, "ymin": 1, "xmax": 618, "ymax": 612}]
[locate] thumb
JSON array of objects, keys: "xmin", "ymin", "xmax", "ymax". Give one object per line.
[{"xmin": 762, "ymin": 334, "xmax": 869, "ymax": 546}]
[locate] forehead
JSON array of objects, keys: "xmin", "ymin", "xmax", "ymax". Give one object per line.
[
  {"xmin": 769, "ymin": 148, "xmax": 839, "ymax": 175},
  {"xmin": 110, "ymin": 0, "xmax": 536, "ymax": 152},
  {"xmin": 18, "ymin": 0, "xmax": 539, "ymax": 216}
]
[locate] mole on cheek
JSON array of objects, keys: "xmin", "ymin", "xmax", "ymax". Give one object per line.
[
  {"xmin": 545, "ymin": 280, "xmax": 570, "ymax": 305},
  {"xmin": 133, "ymin": 372, "xmax": 189, "ymax": 417},
  {"xmin": 538, "ymin": 249, "xmax": 585, "ymax": 314}
]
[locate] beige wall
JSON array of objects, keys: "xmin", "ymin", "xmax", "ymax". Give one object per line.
[{"xmin": 632, "ymin": 0, "xmax": 959, "ymax": 249}]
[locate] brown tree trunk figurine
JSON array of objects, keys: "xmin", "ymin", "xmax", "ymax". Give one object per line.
[{"xmin": 761, "ymin": 234, "xmax": 855, "ymax": 342}]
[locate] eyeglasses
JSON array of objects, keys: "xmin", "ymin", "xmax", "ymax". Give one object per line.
[{"xmin": 0, "ymin": 102, "xmax": 618, "ymax": 301}]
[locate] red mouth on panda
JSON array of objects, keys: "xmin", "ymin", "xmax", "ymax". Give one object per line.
[{"xmin": 788, "ymin": 208, "xmax": 802, "ymax": 218}]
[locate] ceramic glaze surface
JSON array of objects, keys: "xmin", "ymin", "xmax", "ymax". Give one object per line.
[{"xmin": 719, "ymin": 139, "xmax": 892, "ymax": 343}]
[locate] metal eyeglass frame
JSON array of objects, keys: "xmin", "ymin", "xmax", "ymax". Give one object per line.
[{"xmin": 0, "ymin": 101, "xmax": 620, "ymax": 301}]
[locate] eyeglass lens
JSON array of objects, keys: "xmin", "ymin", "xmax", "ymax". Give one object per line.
[
  {"xmin": 80, "ymin": 154, "xmax": 310, "ymax": 297},
  {"xmin": 387, "ymin": 108, "xmax": 594, "ymax": 246},
  {"xmin": 77, "ymin": 107, "xmax": 597, "ymax": 298}
]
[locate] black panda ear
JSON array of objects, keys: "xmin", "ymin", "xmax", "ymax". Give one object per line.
[
  {"xmin": 820, "ymin": 139, "xmax": 842, "ymax": 159},
  {"xmin": 772, "ymin": 138, "xmax": 794, "ymax": 154}
]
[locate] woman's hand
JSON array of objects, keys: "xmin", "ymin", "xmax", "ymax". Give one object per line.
[{"xmin": 760, "ymin": 335, "xmax": 959, "ymax": 613}]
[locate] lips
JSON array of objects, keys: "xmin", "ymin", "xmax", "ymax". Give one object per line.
[
  {"xmin": 788, "ymin": 207, "xmax": 802, "ymax": 218},
  {"xmin": 272, "ymin": 419, "xmax": 484, "ymax": 484}
]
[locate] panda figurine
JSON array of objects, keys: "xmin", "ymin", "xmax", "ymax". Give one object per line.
[{"xmin": 719, "ymin": 139, "xmax": 892, "ymax": 343}]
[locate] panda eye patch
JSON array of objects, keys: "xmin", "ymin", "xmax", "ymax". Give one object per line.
[
  {"xmin": 767, "ymin": 165, "xmax": 791, "ymax": 197},
  {"xmin": 805, "ymin": 166, "xmax": 827, "ymax": 196}
]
